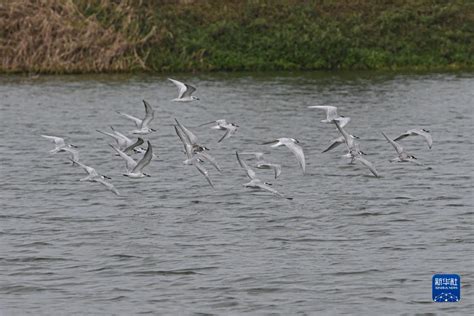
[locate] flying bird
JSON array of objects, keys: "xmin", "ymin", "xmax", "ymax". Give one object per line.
[
  {"xmin": 236, "ymin": 152, "xmax": 292, "ymax": 200},
  {"xmin": 175, "ymin": 124, "xmax": 219, "ymax": 171},
  {"xmin": 240, "ymin": 152, "xmax": 282, "ymax": 179},
  {"xmin": 262, "ymin": 138, "xmax": 305, "ymax": 174},
  {"xmin": 41, "ymin": 135, "xmax": 79, "ymax": 164},
  {"xmin": 382, "ymin": 132, "xmax": 421, "ymax": 164},
  {"xmin": 174, "ymin": 124, "xmax": 216, "ymax": 169},
  {"xmin": 168, "ymin": 78, "xmax": 199, "ymax": 102},
  {"xmin": 97, "ymin": 127, "xmax": 135, "ymax": 149},
  {"xmin": 322, "ymin": 134, "xmax": 360, "ymax": 153},
  {"xmin": 333, "ymin": 121, "xmax": 378, "ymax": 177},
  {"xmin": 200, "ymin": 119, "xmax": 239, "ymax": 143},
  {"xmin": 70, "ymin": 159, "xmax": 119, "ymax": 195},
  {"xmin": 41, "ymin": 135, "xmax": 77, "ymax": 153},
  {"xmin": 333, "ymin": 121, "xmax": 364, "ymax": 156},
  {"xmin": 110, "ymin": 141, "xmax": 154, "ymax": 178},
  {"xmin": 393, "ymin": 129, "xmax": 432, "ymax": 149},
  {"xmin": 174, "ymin": 123, "xmax": 218, "ymax": 187},
  {"xmin": 308, "ymin": 105, "xmax": 349, "ymax": 127},
  {"xmin": 122, "ymin": 137, "xmax": 145, "ymax": 155},
  {"xmin": 116, "ymin": 100, "xmax": 156, "ymax": 134},
  {"xmin": 175, "ymin": 118, "xmax": 208, "ymax": 153}
]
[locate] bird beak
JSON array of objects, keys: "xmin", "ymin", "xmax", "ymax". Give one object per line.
[
  {"xmin": 70, "ymin": 144, "xmax": 78, "ymax": 148},
  {"xmin": 102, "ymin": 175, "xmax": 112, "ymax": 180},
  {"xmin": 151, "ymin": 128, "xmax": 157, "ymax": 132}
]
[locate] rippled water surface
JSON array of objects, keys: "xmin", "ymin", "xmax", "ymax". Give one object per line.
[{"xmin": 1, "ymin": 72, "xmax": 473, "ymax": 315}]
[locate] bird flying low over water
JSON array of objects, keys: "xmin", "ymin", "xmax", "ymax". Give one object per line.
[
  {"xmin": 240, "ymin": 152, "xmax": 282, "ymax": 179},
  {"xmin": 97, "ymin": 127, "xmax": 152, "ymax": 158},
  {"xmin": 41, "ymin": 135, "xmax": 77, "ymax": 153},
  {"xmin": 333, "ymin": 121, "xmax": 363, "ymax": 156},
  {"xmin": 236, "ymin": 151, "xmax": 292, "ymax": 200},
  {"xmin": 333, "ymin": 121, "xmax": 379, "ymax": 177},
  {"xmin": 97, "ymin": 127, "xmax": 132, "ymax": 150},
  {"xmin": 41, "ymin": 135, "xmax": 79, "ymax": 165},
  {"xmin": 174, "ymin": 118, "xmax": 209, "ymax": 153},
  {"xmin": 116, "ymin": 100, "xmax": 156, "ymax": 135},
  {"xmin": 122, "ymin": 137, "xmax": 145, "ymax": 155},
  {"xmin": 308, "ymin": 105, "xmax": 350, "ymax": 127},
  {"xmin": 69, "ymin": 159, "xmax": 119, "ymax": 195},
  {"xmin": 382, "ymin": 132, "xmax": 422, "ymax": 165},
  {"xmin": 322, "ymin": 134, "xmax": 360, "ymax": 153},
  {"xmin": 110, "ymin": 141, "xmax": 154, "ymax": 178},
  {"xmin": 199, "ymin": 119, "xmax": 239, "ymax": 143},
  {"xmin": 174, "ymin": 125, "xmax": 196, "ymax": 164},
  {"xmin": 168, "ymin": 78, "xmax": 199, "ymax": 102},
  {"xmin": 175, "ymin": 124, "xmax": 221, "ymax": 172},
  {"xmin": 393, "ymin": 129, "xmax": 433, "ymax": 149},
  {"xmin": 174, "ymin": 121, "xmax": 219, "ymax": 188},
  {"xmin": 262, "ymin": 138, "xmax": 305, "ymax": 174}
]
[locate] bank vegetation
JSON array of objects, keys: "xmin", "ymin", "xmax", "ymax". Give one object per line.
[{"xmin": 1, "ymin": 0, "xmax": 472, "ymax": 73}]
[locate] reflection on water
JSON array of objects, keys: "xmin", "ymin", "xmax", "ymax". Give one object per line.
[{"xmin": 0, "ymin": 71, "xmax": 473, "ymax": 314}]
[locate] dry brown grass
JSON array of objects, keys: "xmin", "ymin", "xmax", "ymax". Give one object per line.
[{"xmin": 0, "ymin": 0, "xmax": 155, "ymax": 73}]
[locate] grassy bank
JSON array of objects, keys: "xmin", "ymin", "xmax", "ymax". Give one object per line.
[{"xmin": 1, "ymin": 0, "xmax": 473, "ymax": 73}]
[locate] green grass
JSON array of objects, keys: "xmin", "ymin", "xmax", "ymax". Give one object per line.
[{"xmin": 142, "ymin": 0, "xmax": 473, "ymax": 72}]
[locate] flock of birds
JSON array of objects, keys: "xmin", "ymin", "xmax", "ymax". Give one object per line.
[{"xmin": 41, "ymin": 78, "xmax": 433, "ymax": 199}]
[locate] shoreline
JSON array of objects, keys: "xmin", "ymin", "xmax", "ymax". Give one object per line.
[{"xmin": 1, "ymin": 67, "xmax": 473, "ymax": 78}]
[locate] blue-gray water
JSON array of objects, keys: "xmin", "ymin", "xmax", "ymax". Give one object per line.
[{"xmin": 0, "ymin": 72, "xmax": 473, "ymax": 315}]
